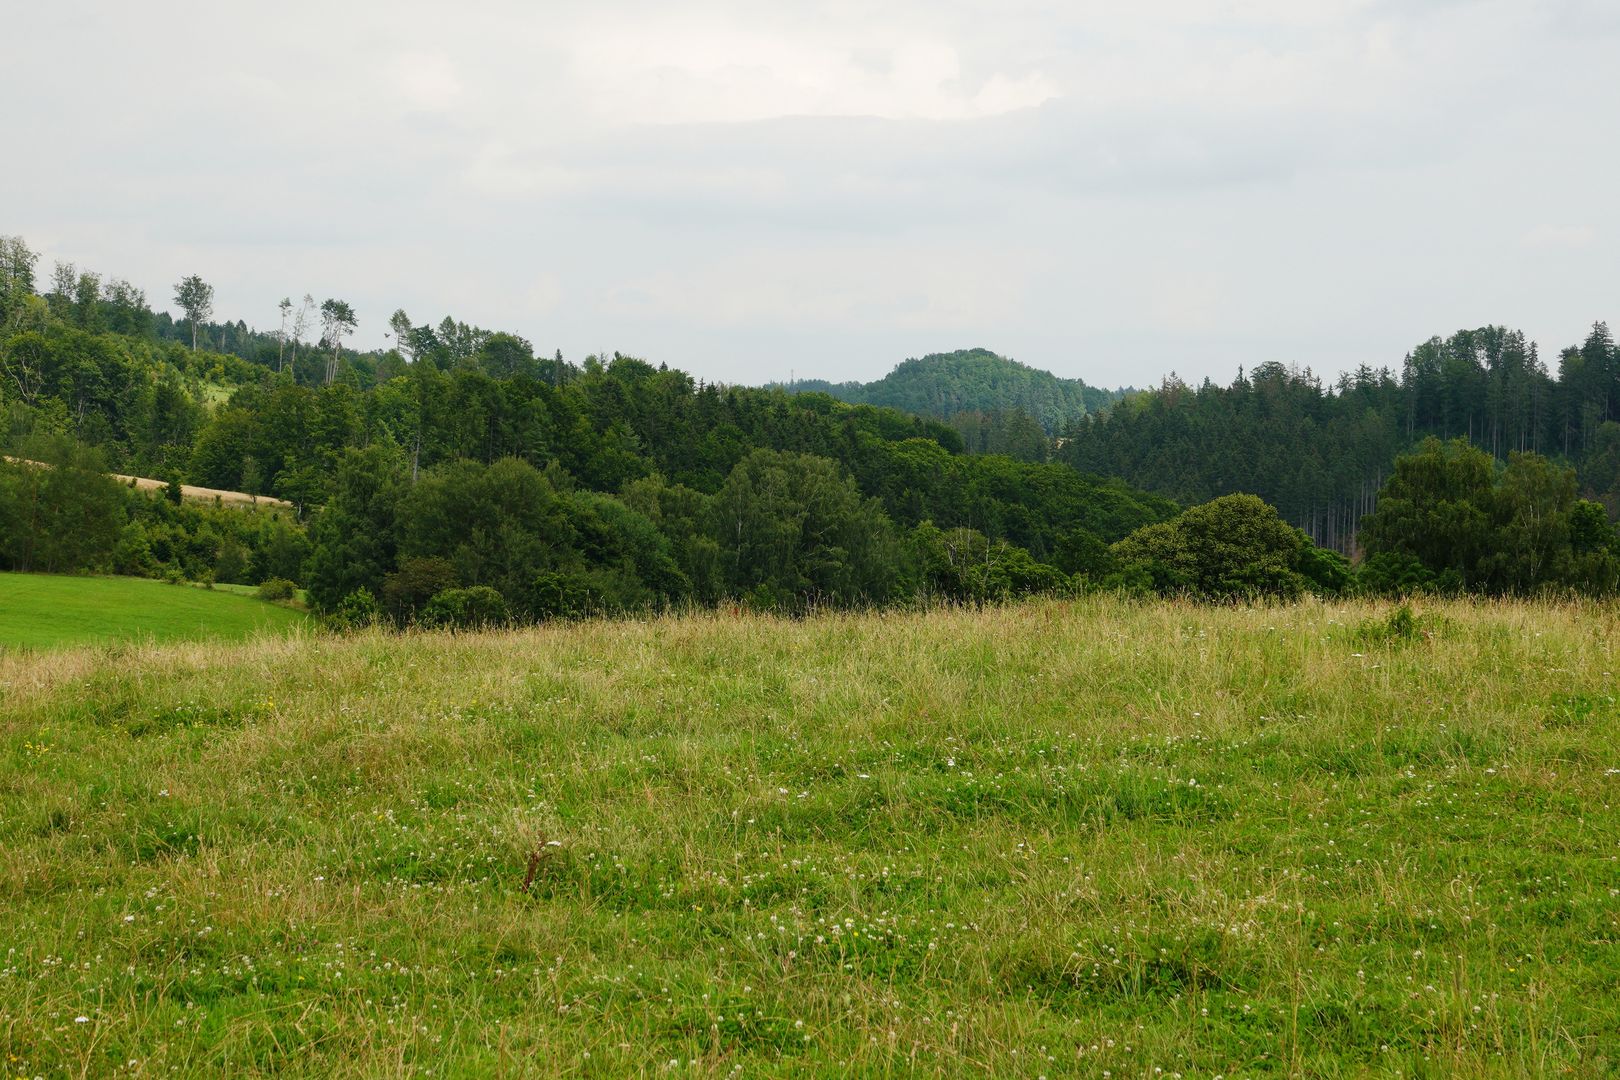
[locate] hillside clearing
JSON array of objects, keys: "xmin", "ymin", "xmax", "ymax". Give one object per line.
[
  {"xmin": 1, "ymin": 598, "xmax": 1617, "ymax": 1076},
  {"xmin": 106, "ymin": 471, "xmax": 295, "ymax": 511},
  {"xmin": 0, "ymin": 574, "xmax": 309, "ymax": 650},
  {"xmin": 2, "ymin": 456, "xmax": 294, "ymax": 511}
]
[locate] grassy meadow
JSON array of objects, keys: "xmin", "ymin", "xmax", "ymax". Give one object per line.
[
  {"xmin": 0, "ymin": 575, "xmax": 308, "ymax": 650},
  {"xmin": 1, "ymin": 598, "xmax": 1617, "ymax": 1077}
]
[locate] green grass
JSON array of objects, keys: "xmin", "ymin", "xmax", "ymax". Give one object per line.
[
  {"xmin": 2, "ymin": 598, "xmax": 1618, "ymax": 1076},
  {"xmin": 0, "ymin": 574, "xmax": 310, "ymax": 650},
  {"xmin": 204, "ymin": 582, "xmax": 262, "ymax": 598},
  {"xmin": 196, "ymin": 382, "xmax": 235, "ymax": 408},
  {"xmin": 204, "ymin": 581, "xmax": 310, "ymax": 606}
]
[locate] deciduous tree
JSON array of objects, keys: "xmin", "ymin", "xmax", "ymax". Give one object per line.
[
  {"xmin": 319, "ymin": 298, "xmax": 357, "ymax": 384},
  {"xmin": 173, "ymin": 275, "xmax": 215, "ymax": 351}
]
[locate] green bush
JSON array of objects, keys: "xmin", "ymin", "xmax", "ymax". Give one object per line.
[
  {"xmin": 257, "ymin": 578, "xmax": 297, "ymax": 602},
  {"xmin": 911, "ymin": 522, "xmax": 1067, "ymax": 605},
  {"xmin": 382, "ymin": 556, "xmax": 459, "ymax": 624},
  {"xmin": 1355, "ymin": 551, "xmax": 1438, "ymax": 596},
  {"xmin": 1352, "ymin": 603, "xmax": 1449, "ymax": 647},
  {"xmin": 1297, "ymin": 542, "xmax": 1352, "ymax": 596},
  {"xmin": 526, "ymin": 571, "xmax": 601, "ymax": 620},
  {"xmin": 420, "ymin": 586, "xmax": 510, "ymax": 630},
  {"xmin": 331, "ymin": 587, "xmax": 380, "ymax": 630},
  {"xmin": 1110, "ymin": 494, "xmax": 1309, "ymax": 600}
]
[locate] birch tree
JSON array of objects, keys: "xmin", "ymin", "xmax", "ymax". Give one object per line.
[
  {"xmin": 320, "ymin": 298, "xmax": 357, "ymax": 384},
  {"xmin": 277, "ymin": 297, "xmax": 292, "ymax": 373},
  {"xmin": 290, "ymin": 293, "xmax": 314, "ymax": 367},
  {"xmin": 173, "ymin": 275, "xmax": 214, "ymax": 351}
]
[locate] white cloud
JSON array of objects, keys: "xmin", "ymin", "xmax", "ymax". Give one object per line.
[
  {"xmin": 386, "ymin": 53, "xmax": 465, "ymax": 112},
  {"xmin": 566, "ymin": 22, "xmax": 1058, "ymax": 123},
  {"xmin": 599, "ymin": 242, "xmax": 1035, "ymax": 331}
]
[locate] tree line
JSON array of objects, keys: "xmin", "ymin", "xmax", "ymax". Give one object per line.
[
  {"xmin": 1057, "ymin": 324, "xmax": 1620, "ymax": 551},
  {"xmin": 0, "ymin": 236, "xmax": 1181, "ymax": 618},
  {"xmin": 6, "ymin": 234, "xmax": 1616, "ymax": 620},
  {"xmin": 14, "ymin": 426, "xmax": 1610, "ymax": 622}
]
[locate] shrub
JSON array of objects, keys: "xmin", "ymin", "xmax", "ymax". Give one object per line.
[
  {"xmin": 1355, "ymin": 551, "xmax": 1438, "ymax": 596},
  {"xmin": 420, "ymin": 586, "xmax": 510, "ymax": 630},
  {"xmin": 214, "ymin": 539, "xmax": 250, "ymax": 586},
  {"xmin": 382, "ymin": 556, "xmax": 459, "ymax": 624},
  {"xmin": 911, "ymin": 522, "xmax": 1067, "ymax": 605},
  {"xmin": 1110, "ymin": 494, "xmax": 1308, "ymax": 601},
  {"xmin": 257, "ymin": 577, "xmax": 297, "ymax": 602},
  {"xmin": 330, "ymin": 587, "xmax": 380, "ymax": 630},
  {"xmin": 526, "ymin": 571, "xmax": 601, "ymax": 620},
  {"xmin": 1352, "ymin": 603, "xmax": 1448, "ymax": 647},
  {"xmin": 1297, "ymin": 543, "xmax": 1352, "ymax": 596}
]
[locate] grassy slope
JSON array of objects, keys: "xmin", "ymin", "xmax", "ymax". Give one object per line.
[
  {"xmin": 1, "ymin": 599, "xmax": 1617, "ymax": 1077},
  {"xmin": 0, "ymin": 574, "xmax": 308, "ymax": 650},
  {"xmin": 207, "ymin": 582, "xmax": 310, "ymax": 606}
]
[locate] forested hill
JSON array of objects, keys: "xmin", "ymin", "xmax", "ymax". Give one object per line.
[
  {"xmin": 1057, "ymin": 323, "xmax": 1620, "ymax": 552},
  {"xmin": 778, "ymin": 349, "xmax": 1125, "ymax": 441}
]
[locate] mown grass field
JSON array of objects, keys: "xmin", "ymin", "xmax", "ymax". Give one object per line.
[
  {"xmin": 1, "ymin": 598, "xmax": 1617, "ymax": 1077},
  {"xmin": 0, "ymin": 575, "xmax": 308, "ymax": 650}
]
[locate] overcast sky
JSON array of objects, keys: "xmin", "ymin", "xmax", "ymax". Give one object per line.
[{"xmin": 6, "ymin": 0, "xmax": 1616, "ymax": 386}]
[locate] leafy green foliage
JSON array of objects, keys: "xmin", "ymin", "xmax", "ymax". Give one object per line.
[
  {"xmin": 1351, "ymin": 603, "xmax": 1449, "ymax": 647},
  {"xmin": 3, "ymin": 237, "xmax": 1178, "ymax": 622},
  {"xmin": 0, "ymin": 436, "xmax": 124, "ymax": 573},
  {"xmin": 419, "ymin": 585, "xmax": 510, "ymax": 630},
  {"xmin": 910, "ymin": 522, "xmax": 1069, "ymax": 604},
  {"xmin": 1355, "ymin": 551, "xmax": 1439, "ymax": 596},
  {"xmin": 0, "ymin": 235, "xmax": 39, "ymax": 330},
  {"xmin": 1361, "ymin": 438, "xmax": 1620, "ymax": 594},
  {"xmin": 172, "ymin": 275, "xmax": 213, "ymax": 351},
  {"xmin": 1110, "ymin": 493, "xmax": 1320, "ymax": 600},
  {"xmin": 381, "ymin": 556, "xmax": 459, "ymax": 624},
  {"xmin": 303, "ymin": 447, "xmax": 404, "ymax": 612},
  {"xmin": 255, "ymin": 577, "xmax": 297, "ymax": 602},
  {"xmin": 331, "ymin": 586, "xmax": 380, "ymax": 630},
  {"xmin": 710, "ymin": 449, "xmax": 905, "ymax": 610},
  {"xmin": 1297, "ymin": 542, "xmax": 1353, "ymax": 595},
  {"xmin": 28, "ymin": 233, "xmax": 1620, "ymax": 619}
]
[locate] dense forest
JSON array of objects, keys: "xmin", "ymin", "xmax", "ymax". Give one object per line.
[
  {"xmin": 779, "ymin": 348, "xmax": 1123, "ymax": 457},
  {"xmin": 0, "ymin": 236, "xmax": 1179, "ymax": 618},
  {"xmin": 1057, "ymin": 324, "xmax": 1620, "ymax": 551},
  {"xmin": 5, "ymin": 234, "xmax": 1617, "ymax": 618}
]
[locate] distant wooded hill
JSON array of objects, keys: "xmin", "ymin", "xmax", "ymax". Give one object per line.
[{"xmin": 775, "ymin": 349, "xmax": 1126, "ymax": 449}]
